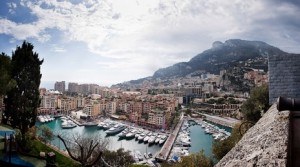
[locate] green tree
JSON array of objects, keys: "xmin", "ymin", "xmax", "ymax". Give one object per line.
[
  {"xmin": 179, "ymin": 150, "xmax": 213, "ymax": 167},
  {"xmin": 3, "ymin": 41, "xmax": 43, "ymax": 143},
  {"xmin": 130, "ymin": 164, "xmax": 148, "ymax": 167},
  {"xmin": 216, "ymin": 98, "xmax": 225, "ymax": 104},
  {"xmin": 0, "ymin": 52, "xmax": 14, "ymax": 96},
  {"xmin": 212, "ymin": 124, "xmax": 242, "ymax": 161},
  {"xmin": 99, "ymin": 148, "xmax": 135, "ymax": 167},
  {"xmin": 241, "ymin": 84, "xmax": 269, "ymax": 122},
  {"xmin": 228, "ymin": 97, "xmax": 239, "ymax": 104},
  {"xmin": 185, "ymin": 109, "xmax": 192, "ymax": 116},
  {"xmin": 39, "ymin": 125, "xmax": 54, "ymax": 144},
  {"xmin": 162, "ymin": 150, "xmax": 213, "ymax": 167}
]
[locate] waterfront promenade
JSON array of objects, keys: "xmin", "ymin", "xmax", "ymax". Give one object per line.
[{"xmin": 155, "ymin": 113, "xmax": 184, "ymax": 161}]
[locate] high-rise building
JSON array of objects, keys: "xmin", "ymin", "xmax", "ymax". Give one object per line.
[
  {"xmin": 54, "ymin": 81, "xmax": 65, "ymax": 93},
  {"xmin": 80, "ymin": 84, "xmax": 90, "ymax": 95},
  {"xmin": 68, "ymin": 82, "xmax": 78, "ymax": 93}
]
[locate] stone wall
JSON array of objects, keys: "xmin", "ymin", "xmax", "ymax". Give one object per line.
[
  {"xmin": 269, "ymin": 54, "xmax": 300, "ymax": 104},
  {"xmin": 215, "ymin": 104, "xmax": 289, "ymax": 167}
]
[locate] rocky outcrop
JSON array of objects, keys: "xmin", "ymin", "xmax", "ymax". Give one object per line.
[{"xmin": 215, "ymin": 104, "xmax": 289, "ymax": 167}]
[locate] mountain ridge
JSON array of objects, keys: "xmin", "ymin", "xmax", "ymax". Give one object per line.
[
  {"xmin": 153, "ymin": 39, "xmax": 285, "ymax": 78},
  {"xmin": 112, "ymin": 39, "xmax": 290, "ymax": 88}
]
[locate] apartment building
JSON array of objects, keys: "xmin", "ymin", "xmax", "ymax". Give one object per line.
[
  {"xmin": 38, "ymin": 90, "xmax": 61, "ymax": 114},
  {"xmin": 147, "ymin": 109, "xmax": 167, "ymax": 129},
  {"xmin": 68, "ymin": 82, "xmax": 79, "ymax": 93},
  {"xmin": 59, "ymin": 97, "xmax": 77, "ymax": 115},
  {"xmin": 84, "ymin": 101, "xmax": 101, "ymax": 117},
  {"xmin": 76, "ymin": 96, "xmax": 85, "ymax": 108},
  {"xmin": 54, "ymin": 81, "xmax": 65, "ymax": 92},
  {"xmin": 107, "ymin": 101, "xmax": 117, "ymax": 115}
]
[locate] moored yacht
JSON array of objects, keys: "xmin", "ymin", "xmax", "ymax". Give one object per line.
[
  {"xmin": 125, "ymin": 132, "xmax": 135, "ymax": 139},
  {"xmin": 37, "ymin": 115, "xmax": 45, "ymax": 123},
  {"xmin": 106, "ymin": 124, "xmax": 126, "ymax": 135},
  {"xmin": 138, "ymin": 133, "xmax": 145, "ymax": 141},
  {"xmin": 135, "ymin": 130, "xmax": 143, "ymax": 140},
  {"xmin": 43, "ymin": 116, "xmax": 49, "ymax": 122},
  {"xmin": 143, "ymin": 136, "xmax": 150, "ymax": 143},
  {"xmin": 118, "ymin": 129, "xmax": 129, "ymax": 138},
  {"xmin": 155, "ymin": 137, "xmax": 161, "ymax": 144},
  {"xmin": 159, "ymin": 135, "xmax": 168, "ymax": 145},
  {"xmin": 97, "ymin": 122, "xmax": 105, "ymax": 129},
  {"xmin": 148, "ymin": 136, "xmax": 156, "ymax": 144},
  {"xmin": 103, "ymin": 122, "xmax": 115, "ymax": 130},
  {"xmin": 61, "ymin": 120, "xmax": 77, "ymax": 129},
  {"xmin": 83, "ymin": 121, "xmax": 98, "ymax": 127}
]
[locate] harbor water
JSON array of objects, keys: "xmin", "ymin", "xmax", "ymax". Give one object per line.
[
  {"xmin": 188, "ymin": 124, "xmax": 213, "ymax": 157},
  {"xmin": 37, "ymin": 118, "xmax": 162, "ymax": 155},
  {"xmin": 36, "ymin": 118, "xmax": 231, "ymax": 157}
]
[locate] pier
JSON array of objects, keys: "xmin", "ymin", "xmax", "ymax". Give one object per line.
[
  {"xmin": 66, "ymin": 116, "xmax": 83, "ymax": 126},
  {"xmin": 155, "ymin": 113, "xmax": 184, "ymax": 161}
]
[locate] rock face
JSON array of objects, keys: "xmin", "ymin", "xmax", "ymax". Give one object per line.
[{"xmin": 215, "ymin": 104, "xmax": 289, "ymax": 167}]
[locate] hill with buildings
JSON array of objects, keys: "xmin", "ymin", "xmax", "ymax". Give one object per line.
[{"xmin": 113, "ymin": 39, "xmax": 286, "ymax": 92}]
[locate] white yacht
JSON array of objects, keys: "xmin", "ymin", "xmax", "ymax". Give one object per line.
[
  {"xmin": 143, "ymin": 136, "xmax": 150, "ymax": 143},
  {"xmin": 102, "ymin": 122, "xmax": 114, "ymax": 130},
  {"xmin": 138, "ymin": 134, "xmax": 145, "ymax": 141},
  {"xmin": 37, "ymin": 115, "xmax": 45, "ymax": 123},
  {"xmin": 97, "ymin": 122, "xmax": 105, "ymax": 129},
  {"xmin": 126, "ymin": 132, "xmax": 135, "ymax": 139},
  {"xmin": 118, "ymin": 129, "xmax": 129, "ymax": 138},
  {"xmin": 106, "ymin": 124, "xmax": 126, "ymax": 135},
  {"xmin": 61, "ymin": 120, "xmax": 77, "ymax": 129},
  {"xmin": 159, "ymin": 135, "xmax": 168, "ymax": 145},
  {"xmin": 43, "ymin": 116, "xmax": 49, "ymax": 122},
  {"xmin": 148, "ymin": 136, "xmax": 156, "ymax": 144}
]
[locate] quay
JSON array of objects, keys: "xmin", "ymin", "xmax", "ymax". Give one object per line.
[
  {"xmin": 66, "ymin": 116, "xmax": 83, "ymax": 126},
  {"xmin": 155, "ymin": 113, "xmax": 184, "ymax": 161},
  {"xmin": 202, "ymin": 114, "xmax": 240, "ymax": 128}
]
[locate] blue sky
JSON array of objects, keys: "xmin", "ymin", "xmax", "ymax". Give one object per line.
[{"xmin": 1, "ymin": 0, "xmax": 300, "ymax": 88}]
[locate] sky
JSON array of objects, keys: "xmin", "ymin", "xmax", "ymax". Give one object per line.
[{"xmin": 0, "ymin": 0, "xmax": 300, "ymax": 89}]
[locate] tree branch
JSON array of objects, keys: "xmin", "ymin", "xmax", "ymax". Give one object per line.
[{"xmin": 57, "ymin": 135, "xmax": 80, "ymax": 161}]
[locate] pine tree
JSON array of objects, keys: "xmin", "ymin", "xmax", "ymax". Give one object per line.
[
  {"xmin": 0, "ymin": 52, "xmax": 14, "ymax": 96},
  {"xmin": 3, "ymin": 41, "xmax": 43, "ymax": 142}
]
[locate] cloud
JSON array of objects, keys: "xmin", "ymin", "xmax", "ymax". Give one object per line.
[
  {"xmin": 2, "ymin": 0, "xmax": 300, "ymax": 53},
  {"xmin": 1, "ymin": 0, "xmax": 300, "ymax": 85},
  {"xmin": 7, "ymin": 2, "xmax": 17, "ymax": 14},
  {"xmin": 51, "ymin": 45, "xmax": 66, "ymax": 52},
  {"xmin": 0, "ymin": 18, "xmax": 51, "ymax": 42}
]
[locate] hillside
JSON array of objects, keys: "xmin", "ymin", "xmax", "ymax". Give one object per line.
[
  {"xmin": 112, "ymin": 39, "xmax": 288, "ymax": 89},
  {"xmin": 153, "ymin": 39, "xmax": 284, "ymax": 78}
]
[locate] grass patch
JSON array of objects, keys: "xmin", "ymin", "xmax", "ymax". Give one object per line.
[{"xmin": 29, "ymin": 140, "xmax": 80, "ymax": 167}]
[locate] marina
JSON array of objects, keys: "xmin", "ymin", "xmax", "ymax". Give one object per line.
[
  {"xmin": 36, "ymin": 117, "xmax": 164, "ymax": 159},
  {"xmin": 36, "ymin": 114, "xmax": 232, "ymax": 164}
]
